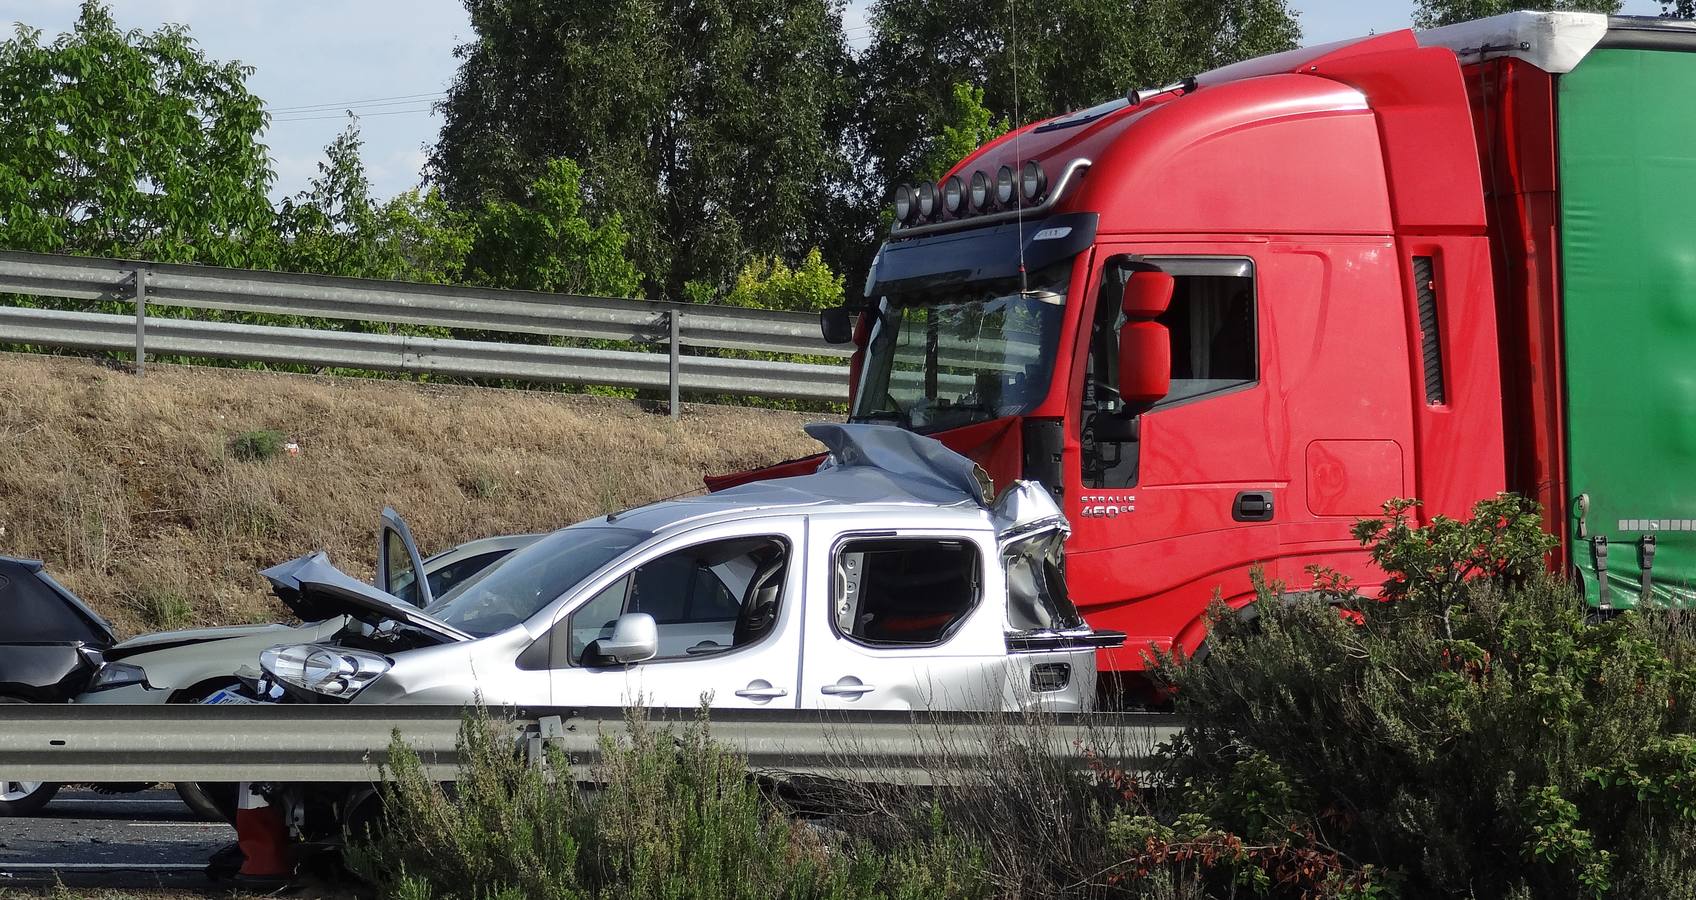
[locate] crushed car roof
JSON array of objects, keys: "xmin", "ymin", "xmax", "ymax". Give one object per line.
[{"xmin": 603, "ymin": 423, "xmax": 1056, "ymax": 538}]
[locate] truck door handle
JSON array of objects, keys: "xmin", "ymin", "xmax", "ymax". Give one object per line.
[
  {"xmin": 1233, "ymin": 491, "xmax": 1274, "ymax": 522},
  {"xmin": 734, "ymin": 679, "xmax": 787, "ymax": 701},
  {"xmin": 820, "ymin": 680, "xmax": 875, "ymax": 697}
]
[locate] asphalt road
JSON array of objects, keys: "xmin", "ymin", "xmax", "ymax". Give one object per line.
[{"xmin": 0, "ymin": 787, "xmax": 231, "ymax": 891}]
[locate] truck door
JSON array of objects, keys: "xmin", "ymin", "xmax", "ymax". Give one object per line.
[
  {"xmin": 1066, "ymin": 247, "xmax": 1281, "ymax": 666},
  {"xmin": 800, "ymin": 528, "xmax": 1007, "ymax": 711}
]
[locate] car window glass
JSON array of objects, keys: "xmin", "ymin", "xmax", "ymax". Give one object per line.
[
  {"xmin": 566, "ymin": 536, "xmax": 788, "ymax": 664},
  {"xmin": 834, "ymin": 538, "xmax": 978, "ymax": 646},
  {"xmin": 424, "ymin": 551, "xmax": 504, "ymax": 600},
  {"xmin": 425, "ymin": 526, "xmax": 644, "ymax": 638},
  {"xmin": 568, "ymin": 576, "xmax": 628, "ymax": 662},
  {"xmin": 384, "ymin": 529, "xmax": 420, "ymax": 607}
]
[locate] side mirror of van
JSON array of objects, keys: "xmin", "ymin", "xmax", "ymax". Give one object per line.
[
  {"xmin": 820, "ymin": 307, "xmax": 854, "ymax": 344},
  {"xmin": 586, "ymin": 613, "xmax": 658, "ymax": 665}
]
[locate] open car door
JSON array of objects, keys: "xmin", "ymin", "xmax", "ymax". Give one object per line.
[
  {"xmin": 0, "ymin": 557, "xmax": 116, "ymax": 701},
  {"xmin": 377, "ymin": 507, "xmax": 433, "ymax": 609}
]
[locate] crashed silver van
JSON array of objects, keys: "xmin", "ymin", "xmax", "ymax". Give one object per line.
[{"xmin": 254, "ymin": 424, "xmax": 1124, "ymax": 712}]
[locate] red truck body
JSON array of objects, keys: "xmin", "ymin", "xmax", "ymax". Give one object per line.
[{"xmin": 712, "ymin": 13, "xmax": 1696, "ymax": 682}]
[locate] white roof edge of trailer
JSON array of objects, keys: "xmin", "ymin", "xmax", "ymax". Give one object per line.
[{"xmin": 1417, "ymin": 11, "xmax": 1609, "ymax": 74}]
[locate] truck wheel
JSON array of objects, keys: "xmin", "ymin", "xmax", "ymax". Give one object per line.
[{"xmin": 0, "ymin": 779, "xmax": 60, "ymax": 817}]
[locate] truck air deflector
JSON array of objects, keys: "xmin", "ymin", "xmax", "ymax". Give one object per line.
[
  {"xmin": 867, "ymin": 212, "xmax": 1097, "ymax": 298},
  {"xmin": 1417, "ymin": 11, "xmax": 1607, "ymax": 73}
]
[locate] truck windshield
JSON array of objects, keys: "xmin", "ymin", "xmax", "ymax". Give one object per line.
[{"xmin": 852, "ymin": 260, "xmax": 1070, "ymax": 432}]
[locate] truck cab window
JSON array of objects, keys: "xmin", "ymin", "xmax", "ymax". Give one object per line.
[
  {"xmin": 567, "ymin": 537, "xmax": 788, "ymax": 663},
  {"xmin": 1081, "ymin": 257, "xmax": 1257, "ymax": 489},
  {"xmin": 833, "ymin": 538, "xmax": 978, "ymax": 646}
]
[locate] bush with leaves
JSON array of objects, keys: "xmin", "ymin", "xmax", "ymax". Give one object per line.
[
  {"xmin": 1156, "ymin": 494, "xmax": 1696, "ymax": 898},
  {"xmin": 352, "ymin": 708, "xmax": 998, "ymax": 900}
]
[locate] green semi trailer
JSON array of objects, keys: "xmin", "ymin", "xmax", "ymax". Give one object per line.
[{"xmin": 1548, "ymin": 30, "xmax": 1696, "ymax": 608}]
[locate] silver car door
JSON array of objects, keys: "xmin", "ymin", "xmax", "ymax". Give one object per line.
[
  {"xmin": 799, "ymin": 527, "xmax": 1010, "ymax": 711},
  {"xmin": 544, "ymin": 517, "xmax": 805, "ymax": 709},
  {"xmin": 377, "ymin": 507, "xmax": 433, "ymax": 609}
]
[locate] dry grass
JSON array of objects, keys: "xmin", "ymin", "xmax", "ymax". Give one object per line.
[{"xmin": 0, "ymin": 353, "xmax": 821, "ymax": 637}]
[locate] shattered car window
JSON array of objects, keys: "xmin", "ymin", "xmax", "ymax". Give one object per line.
[{"xmin": 423, "ymin": 526, "xmax": 644, "ymax": 638}]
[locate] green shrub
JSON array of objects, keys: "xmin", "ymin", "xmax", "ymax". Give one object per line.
[
  {"xmin": 136, "ymin": 588, "xmax": 193, "ymax": 631},
  {"xmin": 229, "ymin": 429, "xmax": 287, "ymax": 462},
  {"xmin": 1157, "ymin": 494, "xmax": 1696, "ymax": 899},
  {"xmin": 354, "ymin": 709, "xmax": 915, "ymax": 899}
]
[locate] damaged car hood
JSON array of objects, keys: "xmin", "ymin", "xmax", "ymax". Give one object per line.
[{"xmin": 261, "ymin": 552, "xmax": 471, "ymax": 645}]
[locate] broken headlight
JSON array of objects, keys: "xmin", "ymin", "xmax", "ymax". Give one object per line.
[
  {"xmin": 87, "ymin": 662, "xmax": 148, "ymax": 692},
  {"xmin": 260, "ymin": 644, "xmax": 390, "ymax": 699}
]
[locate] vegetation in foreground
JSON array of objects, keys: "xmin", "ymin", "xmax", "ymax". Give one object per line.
[{"xmin": 358, "ymin": 496, "xmax": 1696, "ymax": 899}]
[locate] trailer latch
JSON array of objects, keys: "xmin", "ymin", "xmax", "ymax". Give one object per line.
[
  {"xmin": 1639, "ymin": 534, "xmax": 1657, "ymax": 604},
  {"xmin": 1591, "ymin": 535, "xmax": 1610, "ymax": 610}
]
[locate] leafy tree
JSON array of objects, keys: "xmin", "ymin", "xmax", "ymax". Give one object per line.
[
  {"xmin": 430, "ymin": 0, "xmax": 855, "ymax": 301},
  {"xmin": 466, "ymin": 157, "xmax": 642, "ymax": 298},
  {"xmin": 374, "ymin": 188, "xmax": 474, "ymax": 285},
  {"xmin": 860, "ymin": 0, "xmax": 1301, "ymax": 197},
  {"xmin": 720, "ymin": 248, "xmax": 844, "ymax": 312},
  {"xmin": 1663, "ymin": 0, "xmax": 1696, "ymax": 17},
  {"xmin": 0, "ymin": 1, "xmax": 274, "ymax": 265},
  {"xmin": 275, "ymin": 124, "xmax": 387, "ymax": 279},
  {"xmin": 276, "ymin": 123, "xmax": 471, "ymax": 285},
  {"xmin": 1412, "ymin": 0, "xmax": 1622, "ymax": 29},
  {"xmin": 918, "ymin": 83, "xmax": 1010, "ymax": 182}
]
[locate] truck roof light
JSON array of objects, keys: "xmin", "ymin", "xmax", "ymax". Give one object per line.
[
  {"xmin": 943, "ymin": 176, "xmax": 965, "ymax": 215},
  {"xmin": 1021, "ymin": 160, "xmax": 1047, "ymax": 202},
  {"xmin": 893, "ymin": 184, "xmax": 915, "ymax": 223},
  {"xmin": 917, "ymin": 181, "xmax": 939, "ymax": 219},
  {"xmin": 995, "ymin": 166, "xmax": 1016, "ymax": 207},
  {"xmin": 969, "ymin": 170, "xmax": 990, "ymax": 211}
]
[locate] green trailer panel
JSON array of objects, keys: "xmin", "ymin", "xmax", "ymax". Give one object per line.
[{"xmin": 1559, "ymin": 47, "xmax": 1696, "ymax": 608}]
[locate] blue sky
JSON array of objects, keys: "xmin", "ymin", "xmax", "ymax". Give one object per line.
[{"xmin": 0, "ymin": 0, "xmax": 1666, "ymax": 201}]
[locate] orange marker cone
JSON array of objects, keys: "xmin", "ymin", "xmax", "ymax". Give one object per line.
[{"xmin": 234, "ymin": 782, "xmax": 293, "ymax": 880}]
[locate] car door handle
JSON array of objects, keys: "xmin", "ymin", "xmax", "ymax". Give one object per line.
[
  {"xmin": 734, "ymin": 685, "xmax": 789, "ymax": 700},
  {"xmin": 820, "ymin": 682, "xmax": 876, "ymax": 696}
]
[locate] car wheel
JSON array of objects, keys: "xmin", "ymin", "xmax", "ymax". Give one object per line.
[
  {"xmin": 0, "ymin": 696, "xmax": 61, "ymax": 817},
  {"xmin": 0, "ymin": 778, "xmax": 60, "ymax": 817},
  {"xmin": 169, "ymin": 684, "xmax": 242, "ymax": 823}
]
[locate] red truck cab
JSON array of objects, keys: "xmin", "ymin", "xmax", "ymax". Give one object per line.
[{"xmin": 715, "ymin": 13, "xmax": 1696, "ymax": 685}]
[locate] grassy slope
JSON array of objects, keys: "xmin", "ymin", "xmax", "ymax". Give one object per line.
[{"xmin": 0, "ymin": 353, "xmax": 821, "ymax": 637}]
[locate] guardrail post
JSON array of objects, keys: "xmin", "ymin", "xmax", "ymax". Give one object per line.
[
  {"xmin": 668, "ymin": 308, "xmax": 681, "ymax": 420},
  {"xmin": 132, "ymin": 267, "xmax": 147, "ymax": 375}
]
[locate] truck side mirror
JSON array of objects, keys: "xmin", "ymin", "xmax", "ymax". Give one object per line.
[
  {"xmin": 1118, "ymin": 321, "xmax": 1171, "ymax": 405},
  {"xmin": 819, "ymin": 306, "xmax": 854, "ymax": 344},
  {"xmin": 586, "ymin": 613, "xmax": 658, "ymax": 665},
  {"xmin": 1121, "ymin": 270, "xmax": 1174, "ymax": 318}
]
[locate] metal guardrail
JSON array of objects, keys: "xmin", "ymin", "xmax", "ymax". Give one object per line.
[
  {"xmin": 0, "ymin": 705, "xmax": 1183, "ymax": 785},
  {"xmin": 0, "ymin": 250, "xmax": 851, "ymax": 411}
]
